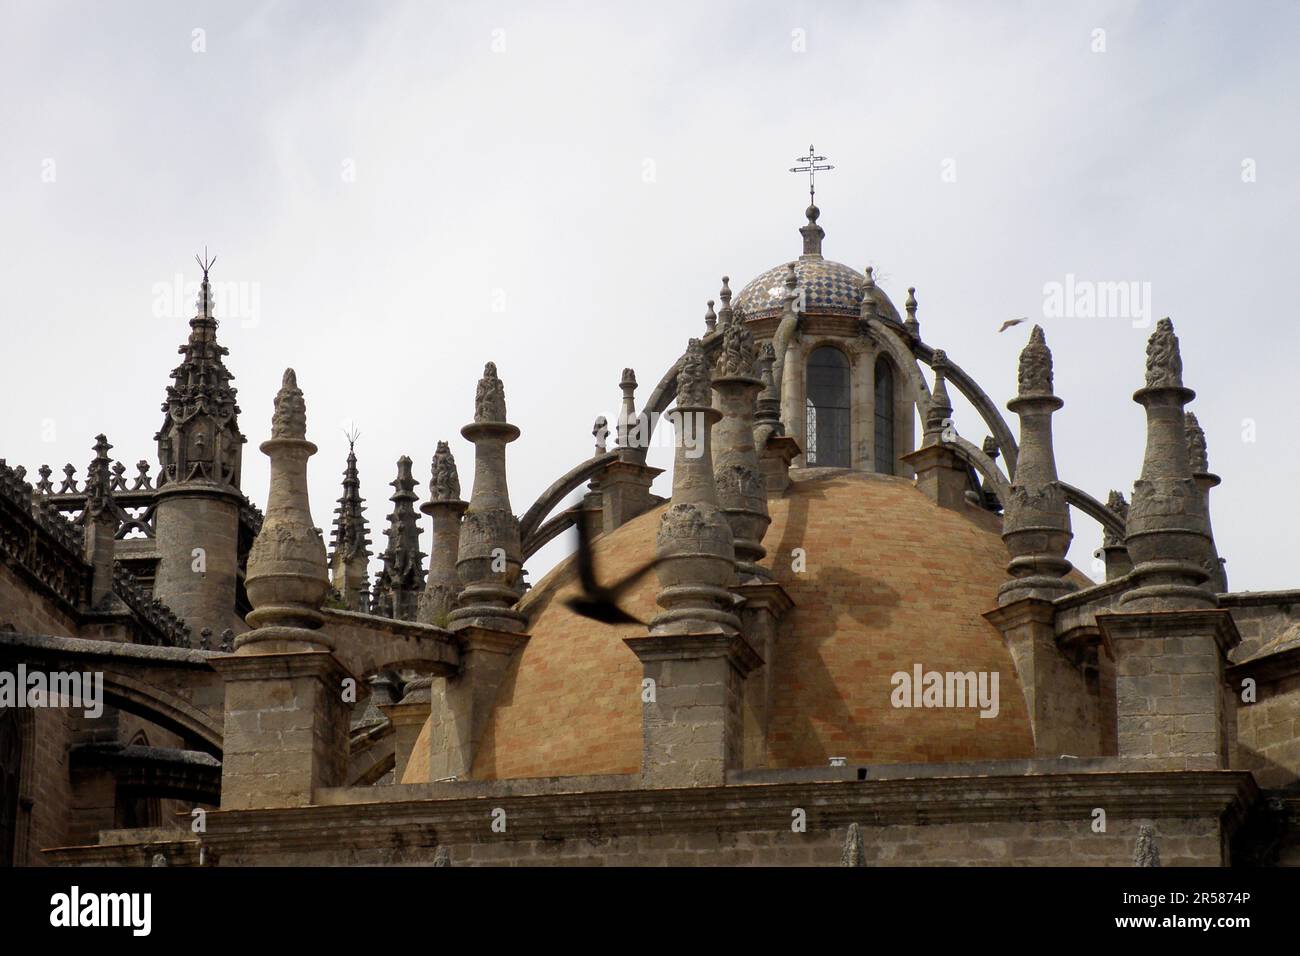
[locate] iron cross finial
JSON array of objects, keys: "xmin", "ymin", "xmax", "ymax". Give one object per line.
[
  {"xmin": 789, "ymin": 144, "xmax": 834, "ymax": 205},
  {"xmin": 194, "ymin": 245, "xmax": 217, "ymax": 279}
]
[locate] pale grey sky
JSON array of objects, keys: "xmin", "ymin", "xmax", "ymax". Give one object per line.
[{"xmin": 2, "ymin": 0, "xmax": 1297, "ymax": 591}]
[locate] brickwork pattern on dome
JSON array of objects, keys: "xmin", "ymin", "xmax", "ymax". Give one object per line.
[
  {"xmin": 404, "ymin": 472, "xmax": 1034, "ymax": 784},
  {"xmin": 733, "ymin": 259, "xmax": 902, "ymax": 323}
]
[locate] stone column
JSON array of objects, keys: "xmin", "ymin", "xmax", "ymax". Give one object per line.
[
  {"xmin": 625, "ymin": 339, "xmax": 757, "ymax": 788},
  {"xmin": 1101, "ymin": 319, "xmax": 1237, "ymax": 771},
  {"xmin": 711, "ymin": 318, "xmax": 771, "ymax": 582},
  {"xmin": 753, "ymin": 343, "xmax": 799, "ymax": 496},
  {"xmin": 449, "ymin": 363, "xmax": 526, "ymax": 633},
  {"xmin": 998, "ymin": 327, "xmax": 1076, "ymax": 604},
  {"xmin": 211, "ymin": 370, "xmax": 352, "ymax": 810},
  {"xmin": 735, "ymin": 581, "xmax": 793, "ymax": 769},
  {"xmin": 417, "ymin": 441, "xmax": 467, "ymax": 628}
]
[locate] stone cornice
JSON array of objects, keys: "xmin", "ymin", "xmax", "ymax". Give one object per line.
[
  {"xmin": 160, "ymin": 770, "xmax": 1260, "ymax": 860},
  {"xmin": 1097, "ymin": 607, "xmax": 1241, "ymax": 655}
]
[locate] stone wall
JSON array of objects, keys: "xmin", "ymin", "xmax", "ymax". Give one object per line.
[{"xmin": 49, "ymin": 769, "xmax": 1256, "ymax": 867}]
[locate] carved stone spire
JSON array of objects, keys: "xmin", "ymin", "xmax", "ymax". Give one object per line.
[
  {"xmin": 374, "ymin": 456, "xmax": 426, "ymax": 621},
  {"xmin": 328, "ymin": 439, "xmax": 372, "ymax": 612},
  {"xmin": 84, "ymin": 434, "xmax": 119, "ymax": 607},
  {"xmin": 998, "ymin": 327, "xmax": 1075, "ymax": 604},
  {"xmin": 239, "ymin": 369, "xmax": 331, "ymax": 650},
  {"xmin": 418, "ymin": 441, "xmax": 468, "ymax": 627},
  {"xmin": 155, "ymin": 257, "xmax": 245, "ymax": 489},
  {"xmin": 1185, "ymin": 411, "xmax": 1227, "ymax": 593},
  {"xmin": 704, "ymin": 299, "xmax": 717, "ymax": 334},
  {"xmin": 1120, "ymin": 319, "xmax": 1214, "ymax": 609},
  {"xmin": 450, "ymin": 363, "xmax": 526, "ymax": 632},
  {"xmin": 616, "ymin": 368, "xmax": 640, "ymax": 457},
  {"xmin": 712, "ymin": 320, "xmax": 770, "ymax": 582},
  {"xmin": 649, "ymin": 338, "xmax": 739, "ymax": 634},
  {"xmin": 716, "ymin": 277, "xmax": 734, "ymax": 329},
  {"xmin": 904, "ymin": 287, "xmax": 920, "ymax": 339},
  {"xmin": 1101, "ymin": 490, "xmax": 1134, "ymax": 581},
  {"xmin": 923, "ymin": 351, "xmax": 954, "ymax": 443},
  {"xmin": 474, "ymin": 361, "xmax": 507, "ymax": 423}
]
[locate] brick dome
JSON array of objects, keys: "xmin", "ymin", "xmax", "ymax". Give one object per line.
[{"xmin": 403, "ymin": 470, "xmax": 1035, "ymax": 783}]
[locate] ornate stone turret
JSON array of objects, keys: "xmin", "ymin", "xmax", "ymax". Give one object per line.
[
  {"xmin": 712, "ymin": 318, "xmax": 771, "ymax": 582},
  {"xmin": 1119, "ymin": 319, "xmax": 1214, "ymax": 610},
  {"xmin": 83, "ymin": 434, "xmax": 120, "ymax": 607},
  {"xmin": 649, "ymin": 339, "xmax": 740, "ymax": 635},
  {"xmin": 154, "ymin": 256, "xmax": 245, "ymax": 490},
  {"xmin": 1098, "ymin": 319, "xmax": 1237, "ymax": 772},
  {"xmin": 328, "ymin": 438, "xmax": 372, "ymax": 612},
  {"xmin": 1101, "ymin": 490, "xmax": 1134, "ymax": 580},
  {"xmin": 998, "ymin": 327, "xmax": 1075, "ymax": 604},
  {"xmin": 417, "ymin": 441, "xmax": 468, "ymax": 627},
  {"xmin": 238, "ymin": 369, "xmax": 331, "ymax": 650},
  {"xmin": 625, "ymin": 338, "xmax": 757, "ymax": 789},
  {"xmin": 449, "ymin": 363, "xmax": 526, "ymax": 632},
  {"xmin": 1185, "ymin": 411, "xmax": 1227, "ymax": 594},
  {"xmin": 213, "ymin": 369, "xmax": 353, "ymax": 810},
  {"xmin": 374, "ymin": 456, "xmax": 426, "ymax": 621},
  {"xmin": 151, "ymin": 255, "xmax": 245, "ymax": 634}
]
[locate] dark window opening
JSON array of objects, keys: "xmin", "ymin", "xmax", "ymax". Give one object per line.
[
  {"xmin": 874, "ymin": 357, "xmax": 895, "ymax": 475},
  {"xmin": 806, "ymin": 347, "xmax": 851, "ymax": 468},
  {"xmin": 0, "ymin": 708, "xmax": 21, "ymax": 866}
]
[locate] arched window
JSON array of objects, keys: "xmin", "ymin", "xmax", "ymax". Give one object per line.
[
  {"xmin": 874, "ymin": 357, "xmax": 895, "ymax": 475},
  {"xmin": 806, "ymin": 347, "xmax": 851, "ymax": 468}
]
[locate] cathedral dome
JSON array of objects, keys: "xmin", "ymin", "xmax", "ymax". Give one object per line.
[
  {"xmin": 403, "ymin": 471, "xmax": 1035, "ymax": 783},
  {"xmin": 733, "ymin": 258, "xmax": 902, "ymax": 323},
  {"xmin": 732, "ymin": 204, "xmax": 902, "ymax": 323}
]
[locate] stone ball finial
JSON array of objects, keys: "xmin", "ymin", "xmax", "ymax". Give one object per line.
[
  {"xmin": 474, "ymin": 362, "xmax": 508, "ymax": 423},
  {"xmin": 806, "ymin": 203, "xmax": 820, "ymax": 224},
  {"xmin": 271, "ymin": 368, "xmax": 307, "ymax": 440},
  {"xmin": 1144, "ymin": 318, "xmax": 1183, "ymax": 389},
  {"xmin": 620, "ymin": 368, "xmax": 637, "ymax": 390},
  {"xmin": 1017, "ymin": 325, "xmax": 1054, "ymax": 396},
  {"xmin": 677, "ymin": 338, "xmax": 712, "ymax": 408},
  {"xmin": 719, "ymin": 276, "xmax": 732, "ymax": 305}
]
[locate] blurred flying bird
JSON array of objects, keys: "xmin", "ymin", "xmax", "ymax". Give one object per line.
[
  {"xmin": 998, "ymin": 317, "xmax": 1028, "ymax": 333},
  {"xmin": 562, "ymin": 515, "xmax": 658, "ymax": 626}
]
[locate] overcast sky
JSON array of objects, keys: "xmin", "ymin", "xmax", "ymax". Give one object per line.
[{"xmin": 2, "ymin": 0, "xmax": 1297, "ymax": 593}]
